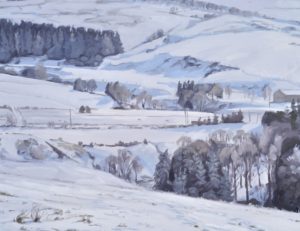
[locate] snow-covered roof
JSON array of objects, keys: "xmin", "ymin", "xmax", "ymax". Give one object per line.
[{"xmin": 278, "ymin": 89, "xmax": 300, "ymax": 96}]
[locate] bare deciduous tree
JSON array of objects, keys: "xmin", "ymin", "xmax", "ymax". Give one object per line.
[
  {"xmin": 105, "ymin": 82, "xmax": 132, "ymax": 108},
  {"xmin": 176, "ymin": 136, "xmax": 192, "ymax": 147}
]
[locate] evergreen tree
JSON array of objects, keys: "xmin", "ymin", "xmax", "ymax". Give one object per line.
[
  {"xmin": 218, "ymin": 171, "xmax": 232, "ymax": 201},
  {"xmin": 297, "ymin": 100, "xmax": 300, "ymax": 115},
  {"xmin": 154, "ymin": 150, "xmax": 171, "ymax": 191},
  {"xmin": 176, "ymin": 81, "xmax": 182, "ymax": 96},
  {"xmin": 291, "ymin": 98, "xmax": 296, "ymax": 112},
  {"xmin": 203, "ymin": 152, "xmax": 221, "ymax": 200},
  {"xmin": 290, "ymin": 99, "xmax": 297, "ymax": 130},
  {"xmin": 190, "ymin": 80, "xmax": 195, "ymax": 91},
  {"xmin": 173, "ymin": 169, "xmax": 187, "ymax": 194},
  {"xmin": 189, "ymin": 154, "xmax": 207, "ymax": 197}
]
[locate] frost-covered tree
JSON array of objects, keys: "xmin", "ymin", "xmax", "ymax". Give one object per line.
[
  {"xmin": 115, "ymin": 149, "xmax": 143, "ymax": 182},
  {"xmin": 176, "ymin": 136, "xmax": 192, "ymax": 147},
  {"xmin": 132, "ymin": 156, "xmax": 143, "ymax": 182},
  {"xmin": 134, "ymin": 91, "xmax": 152, "ymax": 109},
  {"xmin": 34, "ymin": 63, "xmax": 48, "ymax": 80},
  {"xmin": 259, "ymin": 124, "xmax": 287, "ymax": 205},
  {"xmin": 225, "ymin": 85, "xmax": 232, "ymax": 99},
  {"xmin": 105, "ymin": 155, "xmax": 118, "ymax": 175},
  {"xmin": 262, "ymin": 85, "xmax": 272, "ymax": 104},
  {"xmin": 238, "ymin": 135, "xmax": 258, "ymax": 203},
  {"xmin": 116, "ymin": 149, "xmax": 133, "ymax": 181},
  {"xmin": 274, "ymin": 142, "xmax": 300, "ymax": 211},
  {"xmin": 105, "ymin": 82, "xmax": 132, "ymax": 108}
]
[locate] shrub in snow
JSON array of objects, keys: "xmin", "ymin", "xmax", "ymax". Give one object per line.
[
  {"xmin": 73, "ymin": 78, "xmax": 87, "ymax": 92},
  {"xmin": 47, "ymin": 121, "xmax": 55, "ymax": 128},
  {"xmin": 169, "ymin": 7, "xmax": 178, "ymax": 15},
  {"xmin": 144, "ymin": 29, "xmax": 165, "ymax": 43},
  {"xmin": 79, "ymin": 105, "xmax": 85, "ymax": 113},
  {"xmin": 49, "ymin": 76, "xmax": 62, "ymax": 83},
  {"xmin": 15, "ymin": 205, "xmax": 63, "ymax": 224},
  {"xmin": 15, "ymin": 212, "xmax": 30, "ymax": 224},
  {"xmin": 34, "ymin": 63, "xmax": 48, "ymax": 80},
  {"xmin": 21, "ymin": 63, "xmax": 48, "ymax": 80},
  {"xmin": 85, "ymin": 106, "xmax": 91, "ymax": 113},
  {"xmin": 5, "ymin": 113, "xmax": 17, "ymax": 127},
  {"xmin": 15, "ymin": 138, "xmax": 53, "ymax": 160},
  {"xmin": 87, "ymin": 79, "xmax": 97, "ymax": 93},
  {"xmin": 221, "ymin": 110, "xmax": 244, "ymax": 123},
  {"xmin": 0, "ymin": 66, "xmax": 18, "ymax": 76}
]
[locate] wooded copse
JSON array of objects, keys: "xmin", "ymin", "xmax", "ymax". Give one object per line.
[
  {"xmin": 0, "ymin": 19, "xmax": 123, "ymax": 66},
  {"xmin": 154, "ymin": 110, "xmax": 300, "ymax": 212}
]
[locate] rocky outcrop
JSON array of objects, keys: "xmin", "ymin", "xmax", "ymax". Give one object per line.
[{"xmin": 0, "ymin": 19, "xmax": 123, "ymax": 66}]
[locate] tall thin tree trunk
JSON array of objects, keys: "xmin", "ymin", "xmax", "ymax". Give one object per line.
[
  {"xmin": 233, "ymin": 167, "xmax": 237, "ymax": 202},
  {"xmin": 257, "ymin": 166, "xmax": 261, "ymax": 187},
  {"xmin": 249, "ymin": 162, "xmax": 252, "ymax": 188},
  {"xmin": 267, "ymin": 162, "xmax": 272, "ymax": 203},
  {"xmin": 244, "ymin": 159, "xmax": 249, "ymax": 203},
  {"xmin": 240, "ymin": 174, "xmax": 243, "ymax": 188}
]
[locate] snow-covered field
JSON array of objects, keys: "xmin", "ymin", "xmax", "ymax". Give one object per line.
[{"xmin": 1, "ymin": 0, "xmax": 300, "ymax": 230}]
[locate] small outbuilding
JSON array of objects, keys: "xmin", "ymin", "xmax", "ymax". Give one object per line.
[{"xmin": 273, "ymin": 89, "xmax": 300, "ymax": 103}]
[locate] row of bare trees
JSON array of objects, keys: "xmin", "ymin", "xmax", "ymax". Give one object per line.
[{"xmin": 105, "ymin": 82, "xmax": 165, "ymax": 109}]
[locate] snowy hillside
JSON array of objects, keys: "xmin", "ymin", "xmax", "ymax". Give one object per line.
[
  {"xmin": 1, "ymin": 159, "xmax": 300, "ymax": 231},
  {"xmin": 0, "ymin": 0, "xmax": 299, "ymax": 88},
  {"xmin": 1, "ymin": 0, "xmax": 300, "ymax": 230}
]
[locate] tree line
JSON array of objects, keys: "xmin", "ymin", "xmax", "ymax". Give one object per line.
[{"xmin": 0, "ymin": 19, "xmax": 123, "ymax": 66}]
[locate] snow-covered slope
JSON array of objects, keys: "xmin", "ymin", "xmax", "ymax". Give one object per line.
[
  {"xmin": 1, "ymin": 159, "xmax": 300, "ymax": 231},
  {"xmin": 1, "ymin": 0, "xmax": 299, "ymax": 90},
  {"xmin": 0, "ymin": 73, "xmax": 102, "ymax": 109}
]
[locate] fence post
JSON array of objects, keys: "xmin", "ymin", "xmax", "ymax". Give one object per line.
[{"xmin": 69, "ymin": 109, "xmax": 72, "ymax": 128}]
